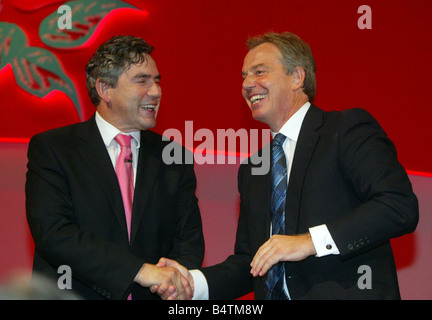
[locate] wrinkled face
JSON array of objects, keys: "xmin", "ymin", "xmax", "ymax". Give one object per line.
[
  {"xmin": 105, "ymin": 54, "xmax": 162, "ymax": 132},
  {"xmin": 241, "ymin": 43, "xmax": 296, "ymax": 132}
]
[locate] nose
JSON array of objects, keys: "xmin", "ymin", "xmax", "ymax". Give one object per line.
[
  {"xmin": 242, "ymin": 74, "xmax": 255, "ymax": 94},
  {"xmin": 148, "ymin": 81, "xmax": 161, "ymax": 98}
]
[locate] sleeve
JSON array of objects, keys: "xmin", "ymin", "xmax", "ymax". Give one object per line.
[
  {"xmin": 190, "ymin": 269, "xmax": 209, "ymax": 300},
  {"xmin": 326, "ymin": 109, "xmax": 419, "ymax": 259},
  {"xmin": 309, "ymin": 224, "xmax": 340, "ymax": 257}
]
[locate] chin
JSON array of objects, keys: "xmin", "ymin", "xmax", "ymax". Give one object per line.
[
  {"xmin": 139, "ymin": 120, "xmax": 157, "ymax": 131},
  {"xmin": 251, "ymin": 110, "xmax": 269, "ymax": 125}
]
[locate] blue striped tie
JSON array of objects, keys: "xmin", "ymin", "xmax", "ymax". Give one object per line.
[{"xmin": 265, "ymin": 133, "xmax": 288, "ymax": 300}]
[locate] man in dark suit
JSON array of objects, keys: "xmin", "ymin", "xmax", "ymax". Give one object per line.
[
  {"xmin": 25, "ymin": 36, "xmax": 204, "ymax": 300},
  {"xmin": 157, "ymin": 32, "xmax": 418, "ymax": 300}
]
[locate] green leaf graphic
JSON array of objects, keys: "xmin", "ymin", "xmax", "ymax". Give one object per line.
[
  {"xmin": 40, "ymin": 0, "xmax": 139, "ymax": 49},
  {"xmin": 0, "ymin": 22, "xmax": 27, "ymax": 69},
  {"xmin": 0, "ymin": 22, "xmax": 83, "ymax": 120}
]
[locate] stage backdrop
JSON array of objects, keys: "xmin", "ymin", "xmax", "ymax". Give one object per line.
[{"xmin": 0, "ymin": 0, "xmax": 431, "ymax": 299}]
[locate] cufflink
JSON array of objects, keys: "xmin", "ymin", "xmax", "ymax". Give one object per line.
[{"xmin": 326, "ymin": 244, "xmax": 332, "ymax": 250}]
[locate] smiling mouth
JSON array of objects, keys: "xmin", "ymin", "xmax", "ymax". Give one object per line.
[
  {"xmin": 140, "ymin": 104, "xmax": 157, "ymax": 111},
  {"xmin": 249, "ymin": 94, "xmax": 267, "ymax": 105}
]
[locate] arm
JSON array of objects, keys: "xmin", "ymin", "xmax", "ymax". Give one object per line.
[{"xmin": 328, "ymin": 109, "xmax": 419, "ymax": 258}]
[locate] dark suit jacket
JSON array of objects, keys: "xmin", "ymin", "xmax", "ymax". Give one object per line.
[
  {"xmin": 25, "ymin": 115, "xmax": 204, "ymax": 300},
  {"xmin": 202, "ymin": 105, "xmax": 418, "ymax": 300}
]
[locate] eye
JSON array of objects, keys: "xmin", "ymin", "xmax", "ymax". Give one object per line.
[
  {"xmin": 255, "ymin": 69, "xmax": 266, "ymax": 77},
  {"xmin": 135, "ymin": 78, "xmax": 148, "ymax": 84}
]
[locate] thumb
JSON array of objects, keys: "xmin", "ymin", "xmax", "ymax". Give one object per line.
[{"xmin": 156, "ymin": 257, "xmax": 171, "ymax": 268}]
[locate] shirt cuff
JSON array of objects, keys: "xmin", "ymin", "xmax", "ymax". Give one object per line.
[
  {"xmin": 309, "ymin": 224, "xmax": 340, "ymax": 257},
  {"xmin": 190, "ymin": 269, "xmax": 209, "ymax": 300}
]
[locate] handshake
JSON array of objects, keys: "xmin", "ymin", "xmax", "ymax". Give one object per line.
[
  {"xmin": 134, "ymin": 257, "xmax": 194, "ymax": 300},
  {"xmin": 133, "ymin": 233, "xmax": 316, "ymax": 300}
]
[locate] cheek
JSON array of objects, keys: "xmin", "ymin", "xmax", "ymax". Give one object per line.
[{"xmin": 241, "ymin": 90, "xmax": 250, "ymax": 103}]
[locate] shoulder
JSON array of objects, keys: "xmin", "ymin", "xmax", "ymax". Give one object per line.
[
  {"xmin": 340, "ymin": 107, "xmax": 377, "ymax": 123},
  {"xmin": 318, "ymin": 107, "xmax": 382, "ymax": 134},
  {"xmin": 29, "ymin": 121, "xmax": 88, "ymax": 147},
  {"xmin": 320, "ymin": 106, "xmax": 375, "ymax": 122}
]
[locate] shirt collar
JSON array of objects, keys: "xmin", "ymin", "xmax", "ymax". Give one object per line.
[
  {"xmin": 95, "ymin": 111, "xmax": 141, "ymax": 148},
  {"xmin": 271, "ymin": 102, "xmax": 311, "ymax": 142}
]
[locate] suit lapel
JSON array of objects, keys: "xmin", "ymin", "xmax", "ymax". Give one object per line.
[
  {"xmin": 285, "ymin": 105, "xmax": 323, "ymax": 235},
  {"xmin": 76, "ymin": 116, "xmax": 128, "ymax": 234},
  {"xmin": 130, "ymin": 130, "xmax": 161, "ymax": 246}
]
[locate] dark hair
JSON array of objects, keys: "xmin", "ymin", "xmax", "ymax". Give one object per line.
[
  {"xmin": 246, "ymin": 32, "xmax": 316, "ymax": 102},
  {"xmin": 85, "ymin": 35, "xmax": 154, "ymax": 106}
]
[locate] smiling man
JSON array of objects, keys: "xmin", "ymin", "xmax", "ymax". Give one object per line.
[
  {"xmin": 156, "ymin": 31, "xmax": 418, "ymax": 300},
  {"xmin": 25, "ymin": 36, "xmax": 204, "ymax": 300}
]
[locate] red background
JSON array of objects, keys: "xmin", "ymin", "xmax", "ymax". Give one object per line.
[
  {"xmin": 1, "ymin": 0, "xmax": 432, "ymax": 300},
  {"xmin": 1, "ymin": 0, "xmax": 431, "ymax": 174}
]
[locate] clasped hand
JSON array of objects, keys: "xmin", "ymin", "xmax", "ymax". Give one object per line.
[
  {"xmin": 148, "ymin": 233, "xmax": 316, "ymax": 300},
  {"xmin": 148, "ymin": 258, "xmax": 194, "ymax": 300},
  {"xmin": 134, "ymin": 260, "xmax": 193, "ymax": 300}
]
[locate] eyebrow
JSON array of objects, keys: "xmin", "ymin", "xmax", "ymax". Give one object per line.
[
  {"xmin": 131, "ymin": 73, "xmax": 161, "ymax": 81},
  {"xmin": 241, "ymin": 63, "xmax": 268, "ymax": 77}
]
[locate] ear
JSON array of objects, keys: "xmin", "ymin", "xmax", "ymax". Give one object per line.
[
  {"xmin": 95, "ymin": 78, "xmax": 112, "ymax": 104},
  {"xmin": 291, "ymin": 66, "xmax": 306, "ymax": 90}
]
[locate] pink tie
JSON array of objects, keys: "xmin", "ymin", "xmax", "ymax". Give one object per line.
[{"xmin": 114, "ymin": 134, "xmax": 134, "ymax": 241}]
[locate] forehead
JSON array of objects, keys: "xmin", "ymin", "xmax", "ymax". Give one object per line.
[
  {"xmin": 122, "ymin": 54, "xmax": 160, "ymax": 78},
  {"xmin": 242, "ymin": 42, "xmax": 284, "ymax": 70}
]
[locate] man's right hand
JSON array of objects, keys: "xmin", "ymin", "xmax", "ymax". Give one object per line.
[
  {"xmin": 134, "ymin": 262, "xmax": 192, "ymax": 300},
  {"xmin": 150, "ymin": 258, "xmax": 193, "ymax": 300}
]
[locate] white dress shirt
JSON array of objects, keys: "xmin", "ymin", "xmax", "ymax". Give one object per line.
[
  {"xmin": 191, "ymin": 102, "xmax": 339, "ymax": 300},
  {"xmin": 271, "ymin": 103, "xmax": 339, "ymax": 257},
  {"xmin": 94, "ymin": 111, "xmax": 141, "ymax": 185}
]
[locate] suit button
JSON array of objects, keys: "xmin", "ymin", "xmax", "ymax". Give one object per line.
[{"xmin": 347, "ymin": 243, "xmax": 354, "ymax": 250}]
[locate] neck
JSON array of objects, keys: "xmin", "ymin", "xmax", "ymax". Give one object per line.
[{"xmin": 271, "ymin": 97, "xmax": 309, "ymax": 132}]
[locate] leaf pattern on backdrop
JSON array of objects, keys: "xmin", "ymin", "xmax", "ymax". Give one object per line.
[
  {"xmin": 39, "ymin": 0, "xmax": 139, "ymax": 49},
  {"xmin": 0, "ymin": 22, "xmax": 82, "ymax": 119}
]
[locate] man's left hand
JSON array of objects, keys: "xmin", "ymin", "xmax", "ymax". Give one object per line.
[{"xmin": 250, "ymin": 233, "xmax": 317, "ymax": 277}]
